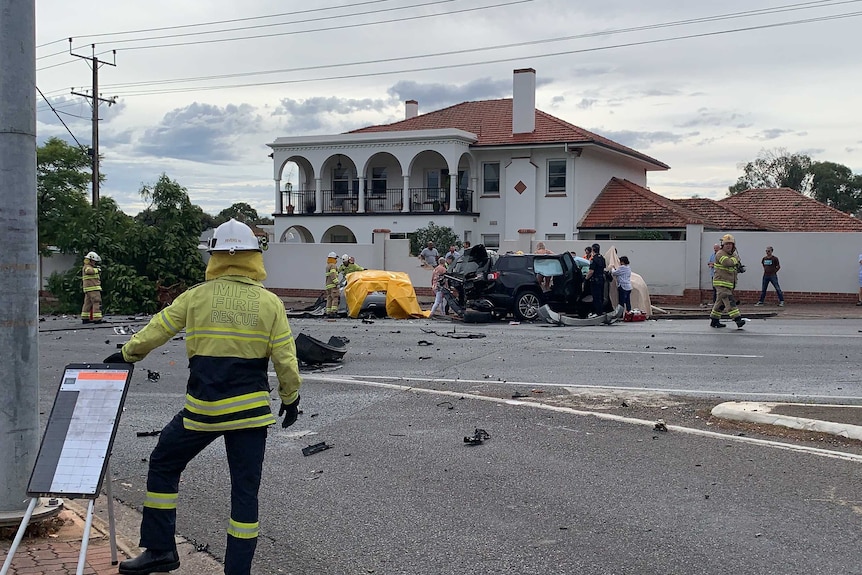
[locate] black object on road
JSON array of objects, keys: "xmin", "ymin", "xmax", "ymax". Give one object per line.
[
  {"xmin": 463, "ymin": 428, "xmax": 490, "ymax": 445},
  {"xmin": 302, "ymin": 441, "xmax": 333, "ymax": 456}
]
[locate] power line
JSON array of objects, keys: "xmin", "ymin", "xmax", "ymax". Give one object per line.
[
  {"xmin": 105, "ymin": 10, "xmax": 862, "ymax": 98},
  {"xmin": 95, "ymin": 0, "xmax": 862, "ymax": 92},
  {"xmin": 36, "ymin": 0, "xmax": 460, "ymax": 59},
  {"xmin": 67, "ymin": 0, "xmax": 532, "ymax": 54},
  {"xmin": 35, "ymin": 86, "xmax": 87, "ymax": 149}
]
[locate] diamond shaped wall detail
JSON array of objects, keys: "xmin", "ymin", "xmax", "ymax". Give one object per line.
[{"xmin": 514, "ymin": 181, "xmax": 527, "ymax": 194}]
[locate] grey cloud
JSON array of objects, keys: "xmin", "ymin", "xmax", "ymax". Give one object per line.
[
  {"xmin": 576, "ymin": 98, "xmax": 597, "ymax": 109},
  {"xmin": 271, "ymin": 96, "xmax": 391, "ymax": 133},
  {"xmin": 799, "ymin": 147, "xmax": 825, "ymax": 157},
  {"xmin": 676, "ymin": 109, "xmax": 750, "ymax": 128},
  {"xmin": 386, "ymin": 77, "xmax": 512, "ymax": 109},
  {"xmin": 596, "ymin": 129, "xmax": 698, "ymax": 148},
  {"xmin": 754, "ymin": 128, "xmax": 793, "ymax": 141},
  {"xmin": 138, "ymin": 102, "xmax": 263, "ymax": 163}
]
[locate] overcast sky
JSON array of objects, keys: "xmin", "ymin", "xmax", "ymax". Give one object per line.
[{"xmin": 34, "ymin": 0, "xmax": 862, "ymax": 217}]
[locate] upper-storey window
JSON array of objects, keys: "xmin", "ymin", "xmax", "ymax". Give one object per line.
[
  {"xmin": 548, "ymin": 159, "xmax": 566, "ymax": 195},
  {"xmin": 483, "ymin": 162, "xmax": 500, "ymax": 196}
]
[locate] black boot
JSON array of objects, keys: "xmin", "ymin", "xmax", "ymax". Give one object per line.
[
  {"xmin": 710, "ymin": 317, "xmax": 725, "ymax": 328},
  {"xmin": 734, "ymin": 317, "xmax": 746, "ymax": 329},
  {"xmin": 118, "ymin": 549, "xmax": 180, "ymax": 575}
]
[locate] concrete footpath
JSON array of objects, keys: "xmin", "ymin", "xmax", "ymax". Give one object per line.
[{"xmin": 2, "ymin": 302, "xmax": 860, "ymax": 574}]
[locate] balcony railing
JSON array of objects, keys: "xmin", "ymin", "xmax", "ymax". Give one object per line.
[{"xmin": 280, "ymin": 188, "xmax": 474, "ymax": 215}]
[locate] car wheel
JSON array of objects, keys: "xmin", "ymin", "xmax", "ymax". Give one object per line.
[{"xmin": 514, "ymin": 290, "xmax": 541, "ymax": 321}]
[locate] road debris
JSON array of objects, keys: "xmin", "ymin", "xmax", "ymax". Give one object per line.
[
  {"xmin": 136, "ymin": 429, "xmax": 161, "ymax": 437},
  {"xmin": 147, "ymin": 370, "xmax": 161, "ymax": 382},
  {"xmin": 302, "ymin": 441, "xmax": 333, "ymax": 456},
  {"xmin": 463, "ymin": 428, "xmax": 490, "ymax": 445},
  {"xmin": 654, "ymin": 419, "xmax": 668, "ymax": 432},
  {"xmin": 420, "ymin": 327, "xmax": 486, "ymax": 339}
]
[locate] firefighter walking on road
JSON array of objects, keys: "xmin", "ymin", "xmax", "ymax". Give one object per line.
[
  {"xmin": 325, "ymin": 251, "xmax": 340, "ymax": 317},
  {"xmin": 81, "ymin": 251, "xmax": 103, "ymax": 324},
  {"xmin": 710, "ymin": 234, "xmax": 747, "ymax": 329},
  {"xmin": 104, "ymin": 219, "xmax": 302, "ymax": 575}
]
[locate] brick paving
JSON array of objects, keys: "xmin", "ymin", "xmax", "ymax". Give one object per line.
[{"xmin": 1, "ymin": 509, "xmax": 128, "ymax": 575}]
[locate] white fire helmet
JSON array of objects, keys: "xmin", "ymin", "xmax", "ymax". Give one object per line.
[
  {"xmin": 209, "ymin": 219, "xmax": 264, "ymax": 254},
  {"xmin": 85, "ymin": 251, "xmax": 101, "ymax": 263},
  {"xmin": 341, "ymin": 254, "xmax": 349, "ymax": 263},
  {"xmin": 327, "ymin": 252, "xmax": 338, "ymax": 259}
]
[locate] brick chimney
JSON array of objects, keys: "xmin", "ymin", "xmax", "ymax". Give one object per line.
[
  {"xmin": 512, "ymin": 68, "xmax": 536, "ymax": 134},
  {"xmin": 405, "ymin": 99, "xmax": 419, "ymax": 119}
]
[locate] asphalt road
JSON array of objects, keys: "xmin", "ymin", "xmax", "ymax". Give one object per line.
[{"xmin": 36, "ymin": 315, "xmax": 862, "ymax": 575}]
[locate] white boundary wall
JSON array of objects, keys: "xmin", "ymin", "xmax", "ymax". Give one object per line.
[{"xmin": 263, "ymin": 231, "xmax": 862, "ymax": 296}]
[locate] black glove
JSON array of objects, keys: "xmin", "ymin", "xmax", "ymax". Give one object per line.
[
  {"xmin": 278, "ymin": 396, "xmax": 300, "ymax": 428},
  {"xmin": 103, "ymin": 351, "xmax": 128, "ymax": 364}
]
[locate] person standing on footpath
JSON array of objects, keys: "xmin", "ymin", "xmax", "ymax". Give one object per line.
[
  {"xmin": 755, "ymin": 246, "xmax": 785, "ymax": 306},
  {"xmin": 418, "ymin": 241, "xmax": 439, "ymax": 267},
  {"xmin": 707, "ymin": 243, "xmax": 720, "ymax": 304},
  {"xmin": 710, "ymin": 234, "xmax": 746, "ymax": 329},
  {"xmin": 325, "ymin": 251, "xmax": 340, "ymax": 317},
  {"xmin": 610, "ymin": 255, "xmax": 633, "ymax": 312},
  {"xmin": 584, "ymin": 243, "xmax": 606, "ymax": 317},
  {"xmin": 858, "ymin": 253, "xmax": 862, "ymax": 306},
  {"xmin": 430, "ymin": 256, "xmax": 449, "ymax": 316},
  {"xmin": 104, "ymin": 219, "xmax": 302, "ymax": 575},
  {"xmin": 81, "ymin": 251, "xmax": 104, "ymax": 324}
]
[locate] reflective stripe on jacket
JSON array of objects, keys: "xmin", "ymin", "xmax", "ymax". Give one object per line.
[
  {"xmin": 121, "ymin": 275, "xmax": 301, "ymax": 431},
  {"xmin": 712, "ymin": 249, "xmax": 739, "ymax": 289},
  {"xmin": 82, "ymin": 264, "xmax": 101, "ymax": 292},
  {"xmin": 325, "ymin": 263, "xmax": 338, "ymax": 289}
]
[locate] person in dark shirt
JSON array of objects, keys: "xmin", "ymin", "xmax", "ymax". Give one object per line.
[
  {"xmin": 755, "ymin": 246, "xmax": 785, "ymax": 307},
  {"xmin": 584, "ymin": 243, "xmax": 606, "ymax": 317}
]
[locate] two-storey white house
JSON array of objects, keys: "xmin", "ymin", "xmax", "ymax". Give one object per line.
[{"xmin": 267, "ymin": 68, "xmax": 669, "ymax": 249}]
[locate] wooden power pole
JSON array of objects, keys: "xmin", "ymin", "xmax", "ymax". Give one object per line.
[{"xmin": 70, "ymin": 41, "xmax": 116, "ymax": 208}]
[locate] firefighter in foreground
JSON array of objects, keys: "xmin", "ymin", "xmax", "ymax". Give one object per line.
[
  {"xmin": 81, "ymin": 251, "xmax": 103, "ymax": 323},
  {"xmin": 710, "ymin": 233, "xmax": 747, "ymax": 329},
  {"xmin": 325, "ymin": 251, "xmax": 339, "ymax": 317},
  {"xmin": 104, "ymin": 219, "xmax": 302, "ymax": 575}
]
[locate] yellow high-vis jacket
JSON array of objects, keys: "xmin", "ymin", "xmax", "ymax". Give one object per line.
[{"xmin": 121, "ymin": 274, "xmax": 301, "ymax": 432}]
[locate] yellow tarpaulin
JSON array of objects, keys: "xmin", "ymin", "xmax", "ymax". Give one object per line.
[{"xmin": 343, "ymin": 270, "xmax": 430, "ymax": 319}]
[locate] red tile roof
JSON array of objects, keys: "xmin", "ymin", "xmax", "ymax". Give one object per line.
[
  {"xmin": 349, "ymin": 99, "xmax": 669, "ymax": 169},
  {"xmin": 673, "ymin": 198, "xmax": 778, "ymax": 231},
  {"xmin": 720, "ymin": 188, "xmax": 862, "ymax": 232},
  {"xmin": 578, "ymin": 178, "xmax": 712, "ymax": 229}
]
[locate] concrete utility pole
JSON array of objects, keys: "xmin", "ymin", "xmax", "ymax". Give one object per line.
[
  {"xmin": 70, "ymin": 42, "xmax": 116, "ymax": 208},
  {"xmin": 0, "ymin": 0, "xmax": 40, "ymax": 513}
]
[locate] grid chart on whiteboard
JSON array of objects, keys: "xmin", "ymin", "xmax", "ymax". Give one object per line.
[{"xmin": 28, "ymin": 367, "xmax": 130, "ymax": 497}]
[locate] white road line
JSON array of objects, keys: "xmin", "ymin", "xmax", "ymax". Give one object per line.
[
  {"xmin": 280, "ymin": 372, "xmax": 862, "ymax": 402},
  {"xmin": 558, "ymin": 348, "xmax": 762, "ymax": 358},
  {"xmin": 298, "ymin": 373, "xmax": 862, "ymax": 463}
]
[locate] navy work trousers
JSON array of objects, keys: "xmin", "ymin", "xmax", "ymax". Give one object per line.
[
  {"xmin": 140, "ymin": 412, "xmax": 267, "ymax": 575},
  {"xmin": 759, "ymin": 275, "xmax": 784, "ymax": 303}
]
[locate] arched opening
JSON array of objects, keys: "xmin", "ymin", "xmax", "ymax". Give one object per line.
[
  {"xmin": 280, "ymin": 226, "xmax": 314, "ymax": 243},
  {"xmin": 321, "ymin": 225, "xmax": 357, "ymax": 243}
]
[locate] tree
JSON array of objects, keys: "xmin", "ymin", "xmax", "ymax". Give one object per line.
[
  {"xmin": 809, "ymin": 161, "xmax": 862, "ymax": 214},
  {"xmin": 409, "ymin": 221, "xmax": 460, "ymax": 256},
  {"xmin": 133, "ymin": 174, "xmax": 206, "ymax": 289},
  {"xmin": 215, "ymin": 202, "xmax": 260, "ymax": 225},
  {"xmin": 727, "ymin": 148, "xmax": 813, "ymax": 195},
  {"xmin": 36, "ymin": 137, "xmax": 93, "ymax": 254},
  {"xmin": 728, "ymin": 149, "xmax": 862, "ymax": 215}
]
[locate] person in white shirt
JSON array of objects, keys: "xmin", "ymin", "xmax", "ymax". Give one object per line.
[{"xmin": 611, "ymin": 256, "xmax": 633, "ymax": 312}]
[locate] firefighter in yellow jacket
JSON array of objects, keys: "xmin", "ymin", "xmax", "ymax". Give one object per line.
[
  {"xmin": 104, "ymin": 219, "xmax": 302, "ymax": 575},
  {"xmin": 710, "ymin": 233, "xmax": 747, "ymax": 329},
  {"xmin": 81, "ymin": 251, "xmax": 103, "ymax": 324},
  {"xmin": 325, "ymin": 251, "xmax": 340, "ymax": 317}
]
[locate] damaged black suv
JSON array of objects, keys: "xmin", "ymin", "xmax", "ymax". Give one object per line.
[{"xmin": 445, "ymin": 244, "xmax": 607, "ymax": 321}]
